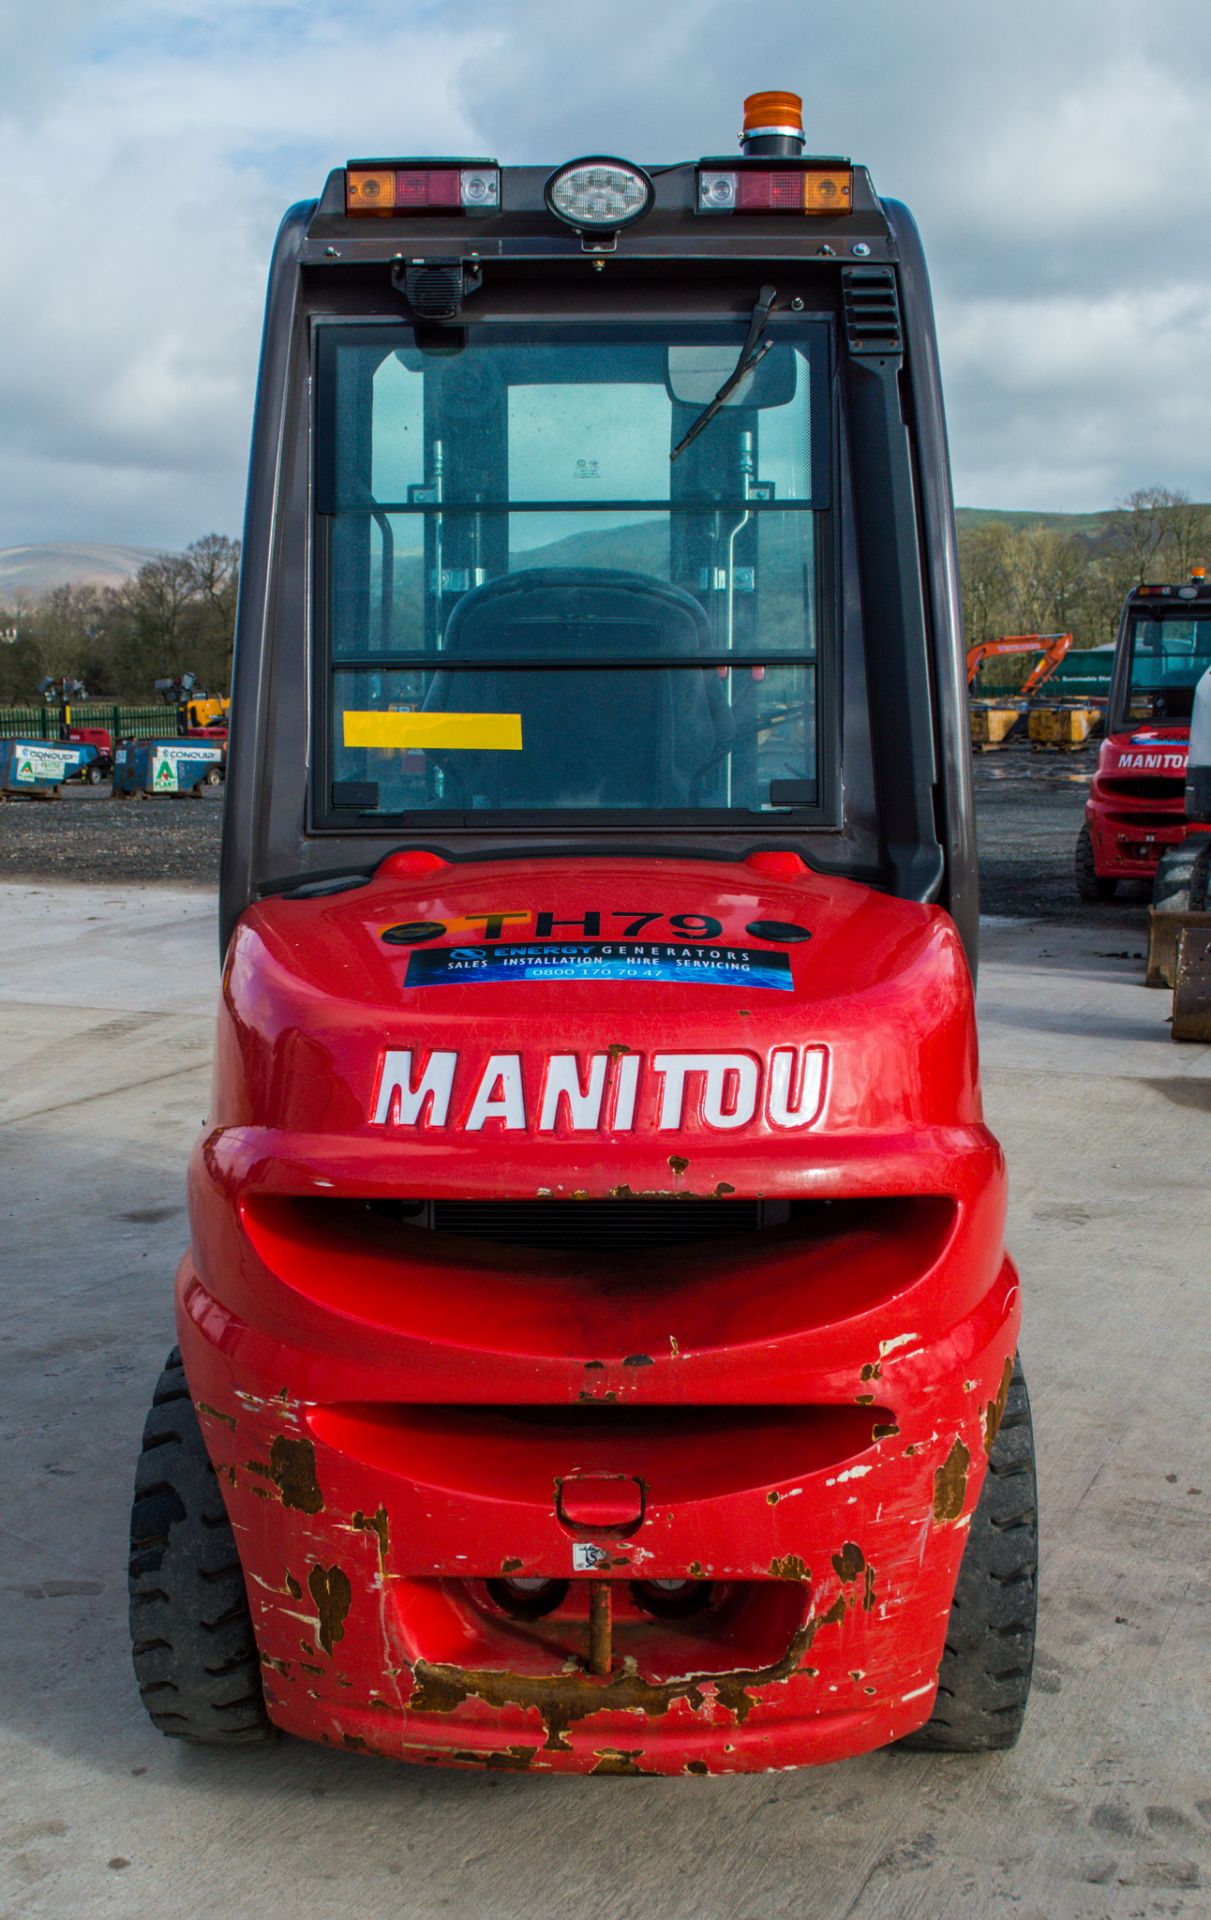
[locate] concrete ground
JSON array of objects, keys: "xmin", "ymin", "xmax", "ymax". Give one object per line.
[{"xmin": 0, "ymin": 883, "xmax": 1208, "ymax": 1920}]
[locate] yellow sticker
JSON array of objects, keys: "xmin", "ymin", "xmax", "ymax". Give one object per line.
[{"xmin": 342, "ymin": 711, "xmax": 523, "ymax": 751}]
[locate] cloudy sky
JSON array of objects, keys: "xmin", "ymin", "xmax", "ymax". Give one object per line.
[{"xmin": 2, "ymin": 0, "xmax": 1209, "ymax": 550}]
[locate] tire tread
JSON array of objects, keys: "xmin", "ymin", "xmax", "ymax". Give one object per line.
[
  {"xmin": 128, "ymin": 1348, "xmax": 273, "ymax": 1746},
  {"xmin": 900, "ymin": 1356, "xmax": 1037, "ymax": 1752}
]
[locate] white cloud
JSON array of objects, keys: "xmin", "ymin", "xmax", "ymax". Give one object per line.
[{"xmin": 0, "ymin": 0, "xmax": 1209, "ymax": 547}]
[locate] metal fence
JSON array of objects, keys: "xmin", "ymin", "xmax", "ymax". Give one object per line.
[
  {"xmin": 0, "ymin": 705, "xmax": 170, "ymax": 741},
  {"xmin": 972, "ymin": 654, "xmax": 1114, "ymax": 700}
]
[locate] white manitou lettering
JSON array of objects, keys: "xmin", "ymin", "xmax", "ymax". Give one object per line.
[
  {"xmin": 539, "ymin": 1054, "xmax": 608, "ymax": 1131},
  {"xmin": 465, "ymin": 1054, "xmax": 526, "ymax": 1130},
  {"xmin": 610, "ymin": 1052, "xmax": 640, "ymax": 1130},
  {"xmin": 370, "ymin": 1045, "xmax": 830, "ymax": 1131},
  {"xmin": 767, "ymin": 1046, "xmax": 827, "ymax": 1128},
  {"xmin": 373, "ymin": 1050, "xmax": 458, "ymax": 1126},
  {"xmin": 652, "ymin": 1053, "xmax": 759, "ymax": 1130}
]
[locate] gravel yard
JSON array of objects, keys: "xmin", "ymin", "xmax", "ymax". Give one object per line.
[{"xmin": 0, "ymin": 750, "xmax": 1149, "ymax": 924}]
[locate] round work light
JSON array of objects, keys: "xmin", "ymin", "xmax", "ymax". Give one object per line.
[{"xmin": 544, "ymin": 157, "xmax": 654, "ymax": 232}]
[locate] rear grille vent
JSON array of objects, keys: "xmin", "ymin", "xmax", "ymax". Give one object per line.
[
  {"xmin": 841, "ymin": 266, "xmax": 903, "ymax": 357},
  {"xmin": 427, "ymin": 1199, "xmax": 773, "ymax": 1251},
  {"xmin": 1102, "ymin": 776, "xmax": 1183, "ymax": 802}
]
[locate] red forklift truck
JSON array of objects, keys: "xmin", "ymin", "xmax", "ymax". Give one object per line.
[
  {"xmin": 1076, "ymin": 571, "xmax": 1211, "ymax": 903},
  {"xmin": 128, "ymin": 92, "xmax": 1036, "ymax": 1774}
]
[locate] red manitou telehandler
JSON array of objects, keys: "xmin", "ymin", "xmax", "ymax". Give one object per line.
[
  {"xmin": 128, "ymin": 90, "xmax": 1035, "ymax": 1774},
  {"xmin": 1076, "ymin": 571, "xmax": 1211, "ymax": 903}
]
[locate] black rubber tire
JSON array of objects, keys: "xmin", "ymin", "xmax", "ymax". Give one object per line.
[
  {"xmin": 1152, "ymin": 836, "xmax": 1211, "ymax": 912},
  {"xmin": 204, "ymin": 766, "xmax": 222, "ymax": 787},
  {"xmin": 128, "ymin": 1348, "xmax": 274, "ymax": 1745},
  {"xmin": 1075, "ymin": 822, "xmax": 1117, "ymax": 901},
  {"xmin": 86, "ymin": 765, "xmax": 103, "ymax": 785},
  {"xmin": 901, "ymin": 1355, "xmax": 1037, "ymax": 1752}
]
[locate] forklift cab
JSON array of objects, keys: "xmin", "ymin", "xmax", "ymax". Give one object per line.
[
  {"xmin": 130, "ymin": 95, "xmax": 1033, "ymax": 1777},
  {"xmin": 221, "ymin": 120, "xmax": 976, "ymax": 956},
  {"xmin": 1078, "ymin": 574, "xmax": 1211, "ymax": 897}
]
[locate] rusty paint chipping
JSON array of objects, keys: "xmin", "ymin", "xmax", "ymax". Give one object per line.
[
  {"xmin": 831, "ymin": 1541, "xmax": 866, "ymax": 1584},
  {"xmin": 983, "ymin": 1356, "xmax": 1014, "ymax": 1455},
  {"xmin": 769, "ymin": 1553, "xmax": 808, "ymax": 1582},
  {"xmin": 408, "ymin": 1624, "xmax": 814, "ymax": 1752},
  {"xmin": 286, "ymin": 1572, "xmax": 303, "ymax": 1600},
  {"xmin": 605, "ymin": 1043, "xmax": 631, "ymax": 1061},
  {"xmin": 195, "ymin": 1400, "xmax": 237, "ymax": 1432},
  {"xmin": 308, "ymin": 1563, "xmax": 352, "ymax": 1654},
  {"xmin": 500, "ymin": 1557, "xmax": 523, "ymax": 1574},
  {"xmin": 862, "ymin": 1565, "xmax": 876, "ymax": 1613},
  {"xmin": 592, "ymin": 1749, "xmax": 648, "ymax": 1774},
  {"xmin": 872, "ymin": 1422, "xmax": 900, "ymax": 1441},
  {"xmin": 269, "ymin": 1435, "xmax": 324, "ymax": 1514},
  {"xmin": 859, "ymin": 1362, "xmax": 882, "ymax": 1382},
  {"xmin": 932, "ymin": 1437, "xmax": 971, "ymax": 1524},
  {"xmin": 352, "ymin": 1505, "xmax": 389, "ymax": 1573},
  {"xmin": 451, "ymin": 1746, "xmax": 536, "ymax": 1771},
  {"xmin": 667, "ymin": 1155, "xmax": 690, "ymax": 1176},
  {"xmin": 812, "ymin": 1596, "xmax": 847, "ymax": 1633},
  {"xmin": 766, "ymin": 1490, "xmax": 780, "ymax": 1506}
]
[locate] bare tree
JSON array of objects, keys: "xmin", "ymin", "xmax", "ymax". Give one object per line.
[
  {"xmin": 1112, "ymin": 487, "xmax": 1178, "ymax": 584},
  {"xmin": 957, "ymin": 521, "xmax": 1015, "ymax": 649},
  {"xmin": 1155, "ymin": 491, "xmax": 1211, "ymax": 579},
  {"xmin": 184, "ymin": 534, "xmax": 241, "ymax": 683},
  {"xmin": 1004, "ymin": 526, "xmax": 1088, "ymax": 636}
]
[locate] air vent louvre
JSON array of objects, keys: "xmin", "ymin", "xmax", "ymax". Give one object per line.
[{"xmin": 841, "ymin": 266, "xmax": 903, "ymax": 357}]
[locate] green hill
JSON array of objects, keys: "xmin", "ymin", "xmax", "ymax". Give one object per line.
[{"xmin": 955, "ymin": 508, "xmax": 1121, "ymax": 535}]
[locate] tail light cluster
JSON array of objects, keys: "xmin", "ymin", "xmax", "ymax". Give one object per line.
[
  {"xmin": 698, "ymin": 168, "xmax": 853, "ymax": 214},
  {"xmin": 346, "ymin": 165, "xmax": 499, "ymax": 216}
]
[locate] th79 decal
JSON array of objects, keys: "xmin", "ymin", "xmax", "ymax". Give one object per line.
[
  {"xmin": 380, "ymin": 909, "xmax": 810, "ymax": 945},
  {"xmin": 385, "ymin": 910, "xmax": 728, "ymax": 944}
]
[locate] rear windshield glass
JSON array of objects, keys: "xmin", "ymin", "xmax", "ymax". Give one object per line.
[
  {"xmin": 1125, "ymin": 616, "xmax": 1211, "ymax": 722},
  {"xmin": 315, "ymin": 319, "xmax": 830, "ymax": 822}
]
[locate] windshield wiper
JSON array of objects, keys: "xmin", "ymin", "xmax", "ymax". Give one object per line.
[{"xmin": 669, "ymin": 284, "xmax": 778, "ymax": 462}]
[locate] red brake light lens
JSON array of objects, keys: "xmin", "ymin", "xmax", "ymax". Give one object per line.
[
  {"xmin": 738, "ymin": 172, "xmax": 804, "ymax": 210},
  {"xmin": 394, "ymin": 170, "xmax": 462, "ymax": 209}
]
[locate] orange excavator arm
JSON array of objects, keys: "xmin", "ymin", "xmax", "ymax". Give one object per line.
[{"xmin": 966, "ymin": 633, "xmax": 1073, "ymax": 698}]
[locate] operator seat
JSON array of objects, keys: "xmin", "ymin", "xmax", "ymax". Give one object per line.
[{"xmin": 422, "ymin": 568, "xmax": 733, "ymax": 809}]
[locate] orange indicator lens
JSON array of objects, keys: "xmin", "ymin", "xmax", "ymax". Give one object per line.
[
  {"xmin": 346, "ymin": 169, "xmax": 394, "ymax": 216},
  {"xmin": 804, "ymin": 169, "xmax": 852, "ymax": 212}
]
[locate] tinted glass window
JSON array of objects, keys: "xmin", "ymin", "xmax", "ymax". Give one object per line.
[
  {"xmin": 317, "ymin": 320, "xmax": 829, "ymax": 820},
  {"xmin": 1126, "ymin": 617, "xmax": 1211, "ymax": 721}
]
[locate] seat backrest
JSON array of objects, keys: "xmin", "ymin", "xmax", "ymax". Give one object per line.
[{"xmin": 423, "ymin": 569, "xmax": 731, "ymax": 809}]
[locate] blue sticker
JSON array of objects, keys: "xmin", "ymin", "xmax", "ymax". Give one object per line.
[{"xmin": 404, "ymin": 941, "xmax": 794, "ymax": 990}]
